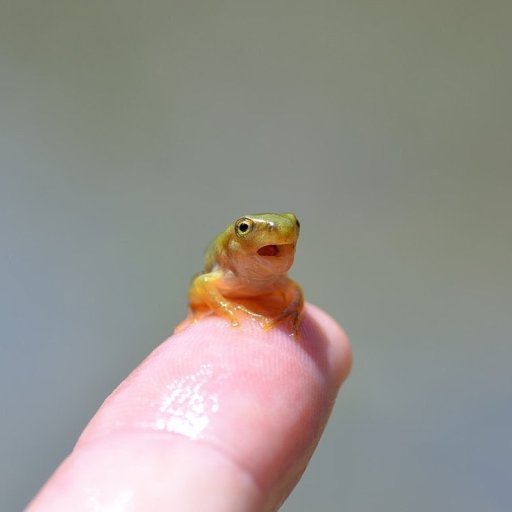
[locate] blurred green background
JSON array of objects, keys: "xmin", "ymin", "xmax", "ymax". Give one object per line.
[{"xmin": 1, "ymin": 1, "xmax": 511, "ymax": 510}]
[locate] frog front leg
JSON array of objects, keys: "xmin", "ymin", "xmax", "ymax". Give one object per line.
[
  {"xmin": 265, "ymin": 280, "xmax": 304, "ymax": 336},
  {"xmin": 186, "ymin": 271, "xmax": 243, "ymax": 326}
]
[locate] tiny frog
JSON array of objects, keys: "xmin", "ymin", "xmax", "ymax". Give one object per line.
[{"xmin": 176, "ymin": 213, "xmax": 304, "ymax": 336}]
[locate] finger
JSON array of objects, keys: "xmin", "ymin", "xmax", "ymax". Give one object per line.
[{"xmin": 28, "ymin": 304, "xmax": 351, "ymax": 512}]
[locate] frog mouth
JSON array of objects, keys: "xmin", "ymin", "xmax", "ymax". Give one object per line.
[{"xmin": 257, "ymin": 243, "xmax": 293, "ymax": 257}]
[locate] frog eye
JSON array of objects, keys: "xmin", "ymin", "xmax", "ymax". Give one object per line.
[
  {"xmin": 295, "ymin": 218, "xmax": 300, "ymax": 229},
  {"xmin": 235, "ymin": 217, "xmax": 254, "ymax": 237}
]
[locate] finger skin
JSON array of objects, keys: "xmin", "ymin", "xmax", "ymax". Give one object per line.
[{"xmin": 27, "ymin": 304, "xmax": 351, "ymax": 511}]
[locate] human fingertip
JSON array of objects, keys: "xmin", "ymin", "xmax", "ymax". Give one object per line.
[{"xmin": 304, "ymin": 303, "xmax": 352, "ymax": 386}]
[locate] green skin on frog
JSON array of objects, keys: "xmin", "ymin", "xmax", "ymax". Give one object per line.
[{"xmin": 176, "ymin": 213, "xmax": 304, "ymax": 337}]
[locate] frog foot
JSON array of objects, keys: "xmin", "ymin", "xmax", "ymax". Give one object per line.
[{"xmin": 262, "ymin": 310, "xmax": 302, "ymax": 337}]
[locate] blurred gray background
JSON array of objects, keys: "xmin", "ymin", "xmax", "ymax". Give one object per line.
[{"xmin": 1, "ymin": 1, "xmax": 511, "ymax": 510}]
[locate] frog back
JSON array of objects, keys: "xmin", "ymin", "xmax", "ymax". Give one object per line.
[{"xmin": 203, "ymin": 227, "xmax": 231, "ymax": 273}]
